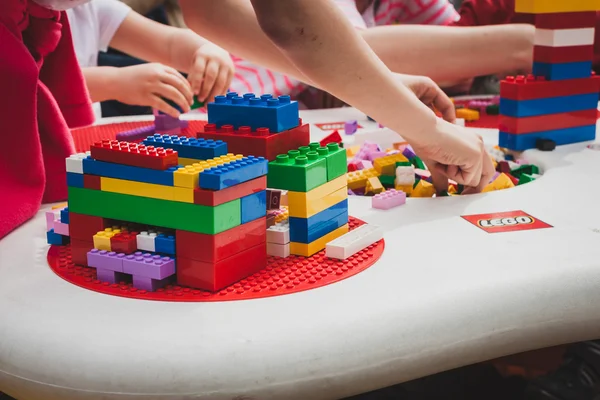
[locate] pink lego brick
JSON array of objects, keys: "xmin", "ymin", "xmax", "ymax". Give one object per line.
[
  {"xmin": 87, "ymin": 249, "xmax": 126, "ymax": 272},
  {"xmin": 414, "ymin": 168, "xmax": 431, "ymax": 180},
  {"xmin": 53, "ymin": 220, "xmax": 69, "ymax": 236},
  {"xmin": 372, "ymin": 189, "xmax": 406, "ymax": 210},
  {"xmin": 122, "ymin": 252, "xmax": 176, "ymax": 280},
  {"xmin": 344, "ymin": 120, "xmax": 358, "ymax": 135},
  {"xmin": 46, "ymin": 210, "xmax": 59, "ymax": 231},
  {"xmin": 368, "ymin": 151, "xmax": 387, "ymax": 162},
  {"xmin": 357, "ymin": 160, "xmax": 373, "ymax": 170}
]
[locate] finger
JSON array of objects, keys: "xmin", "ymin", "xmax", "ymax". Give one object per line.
[
  {"xmin": 152, "ymin": 82, "xmax": 190, "ymax": 115},
  {"xmin": 424, "ymin": 159, "xmax": 448, "ymax": 194},
  {"xmin": 188, "ymin": 55, "xmax": 207, "ymax": 96},
  {"xmin": 198, "ymin": 60, "xmax": 219, "ymax": 102},
  {"xmin": 206, "ymin": 66, "xmax": 231, "ymax": 103},
  {"xmin": 432, "ymin": 91, "xmax": 456, "ymax": 123},
  {"xmin": 161, "ymin": 67, "xmax": 194, "ymax": 107},
  {"xmin": 464, "ymin": 150, "xmax": 496, "ymax": 194},
  {"xmin": 150, "ymin": 95, "xmax": 180, "ymax": 118}
]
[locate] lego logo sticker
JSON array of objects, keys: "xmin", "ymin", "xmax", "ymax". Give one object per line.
[{"xmin": 462, "ymin": 211, "xmax": 552, "ymax": 233}]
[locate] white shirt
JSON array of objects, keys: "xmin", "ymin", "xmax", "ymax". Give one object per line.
[{"xmin": 66, "ymin": 0, "xmax": 131, "ymax": 119}]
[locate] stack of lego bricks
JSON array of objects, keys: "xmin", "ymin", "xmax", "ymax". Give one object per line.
[
  {"xmin": 45, "ymin": 204, "xmax": 70, "ymax": 245},
  {"xmin": 499, "ymin": 0, "xmax": 600, "ymax": 151}
]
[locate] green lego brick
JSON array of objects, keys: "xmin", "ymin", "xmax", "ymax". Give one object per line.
[
  {"xmin": 486, "ymin": 104, "xmax": 499, "ymax": 115},
  {"xmin": 267, "ymin": 149, "xmax": 327, "ymax": 192},
  {"xmin": 518, "ymin": 173, "xmax": 536, "ymax": 185},
  {"xmin": 395, "ymin": 161, "xmax": 412, "ymax": 168},
  {"xmin": 413, "ymin": 177, "xmax": 421, "ymax": 188},
  {"xmin": 411, "ymin": 156, "xmax": 426, "ymax": 170},
  {"xmin": 308, "ymin": 142, "xmax": 346, "ymax": 181},
  {"xmin": 68, "ymin": 187, "xmax": 240, "ymax": 234},
  {"xmin": 379, "ymin": 174, "xmax": 396, "ymax": 186},
  {"xmin": 191, "ymin": 96, "xmax": 205, "ymax": 110},
  {"xmin": 511, "ymin": 164, "xmax": 539, "ymax": 178}
]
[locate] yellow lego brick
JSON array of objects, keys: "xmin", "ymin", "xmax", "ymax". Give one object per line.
[
  {"xmin": 289, "ymin": 186, "xmax": 348, "ymax": 218},
  {"xmin": 287, "ymin": 175, "xmax": 347, "ymax": 218},
  {"xmin": 516, "ymin": 0, "xmax": 600, "ymax": 13},
  {"xmin": 456, "ymin": 108, "xmax": 480, "ymax": 122},
  {"xmin": 394, "ymin": 184, "xmax": 413, "ymax": 196},
  {"xmin": 52, "ymin": 202, "xmax": 68, "ymax": 210},
  {"xmin": 411, "ymin": 180, "xmax": 435, "ymax": 198},
  {"xmin": 290, "ymin": 224, "xmax": 349, "ymax": 257},
  {"xmin": 93, "ymin": 228, "xmax": 119, "ymax": 251},
  {"xmin": 346, "ymin": 145, "xmax": 360, "ymax": 158},
  {"xmin": 482, "ymin": 173, "xmax": 515, "ymax": 193},
  {"xmin": 448, "ymin": 185, "xmax": 457, "ymax": 195},
  {"xmin": 373, "ymin": 153, "xmax": 409, "ymax": 175},
  {"xmin": 274, "ymin": 206, "xmax": 289, "ymax": 223},
  {"xmin": 173, "ymin": 154, "xmax": 244, "ymax": 188},
  {"xmin": 348, "ymin": 168, "xmax": 380, "ymax": 190},
  {"xmin": 365, "ymin": 177, "xmax": 384, "ymax": 195},
  {"xmin": 100, "ymin": 177, "xmax": 195, "ymax": 203}
]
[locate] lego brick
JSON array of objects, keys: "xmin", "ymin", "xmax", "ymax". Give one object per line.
[
  {"xmin": 93, "ymin": 229, "xmax": 120, "ymax": 251},
  {"xmin": 289, "ymin": 199, "xmax": 349, "ymax": 243},
  {"xmin": 143, "ymin": 135, "xmax": 228, "ymax": 160},
  {"xmin": 290, "ymin": 224, "xmax": 349, "ymax": 257},
  {"xmin": 155, "ymin": 233, "xmax": 176, "ymax": 255},
  {"xmin": 194, "ymin": 176, "xmax": 266, "ymax": 206},
  {"xmin": 347, "ymin": 168, "xmax": 380, "ymax": 190},
  {"xmin": 378, "ymin": 174, "xmax": 395, "ymax": 187},
  {"xmin": 373, "ymin": 153, "xmax": 410, "ymax": 175},
  {"xmin": 534, "ymin": 11, "xmax": 596, "ymax": 29},
  {"xmin": 499, "ymin": 93, "xmax": 598, "ymax": 117},
  {"xmin": 534, "ymin": 28, "xmax": 595, "ymax": 47},
  {"xmin": 200, "ymin": 156, "xmax": 268, "ymax": 190},
  {"xmin": 173, "ymin": 154, "xmax": 244, "ymax": 189},
  {"xmin": 499, "ymin": 125, "xmax": 596, "ymax": 151},
  {"xmin": 70, "ymin": 239, "xmax": 93, "ymax": 265},
  {"xmin": 207, "ymin": 92, "xmax": 299, "ymax": 133},
  {"xmin": 326, "ymin": 224, "xmax": 383, "ymax": 260},
  {"xmin": 83, "ymin": 174, "xmax": 101, "ymax": 190},
  {"xmin": 110, "ymin": 232, "xmax": 138, "ymax": 254},
  {"xmin": 266, "ymin": 221, "xmax": 290, "ymax": 244},
  {"xmin": 132, "ymin": 275, "xmax": 173, "ymax": 292},
  {"xmin": 267, "ymin": 242, "xmax": 290, "ymax": 258},
  {"xmin": 456, "ymin": 108, "xmax": 480, "ymax": 121},
  {"xmin": 115, "ymin": 124, "xmax": 156, "ymax": 142},
  {"xmin": 516, "ymin": 0, "xmax": 600, "ymax": 13},
  {"xmin": 46, "ymin": 210, "xmax": 60, "ymax": 231},
  {"xmin": 267, "ymin": 150, "xmax": 327, "ymax": 192},
  {"xmin": 534, "ymin": 44, "xmax": 594, "ymax": 64},
  {"xmin": 344, "ymin": 120, "xmax": 358, "ymax": 135},
  {"xmin": 87, "ymin": 249, "xmax": 126, "ymax": 272},
  {"xmin": 137, "ymin": 231, "xmax": 157, "ymax": 252},
  {"xmin": 122, "ymin": 252, "xmax": 176, "ymax": 280},
  {"xmin": 319, "ymin": 130, "xmax": 343, "ymax": 147},
  {"xmin": 372, "ymin": 189, "xmax": 406, "ymax": 210},
  {"xmin": 499, "ymin": 75, "xmax": 600, "ymax": 100},
  {"xmin": 68, "ymin": 187, "xmax": 241, "ymax": 234},
  {"xmin": 175, "ymin": 217, "xmax": 266, "ymax": 263},
  {"xmin": 317, "ymin": 142, "xmax": 347, "ymax": 181},
  {"xmin": 82, "ymin": 157, "xmax": 177, "ymax": 186},
  {"xmin": 482, "ymin": 173, "xmax": 515, "ymax": 193},
  {"xmin": 286, "ymin": 174, "xmax": 347, "ymax": 218},
  {"xmin": 395, "ymin": 165, "xmax": 416, "ymax": 186},
  {"xmin": 240, "ymin": 190, "xmax": 267, "ymax": 224},
  {"xmin": 154, "ymin": 115, "xmax": 180, "ymax": 132},
  {"xmin": 66, "ymin": 172, "xmax": 84, "ymax": 188},
  {"xmin": 96, "ymin": 268, "xmax": 129, "ymax": 284},
  {"xmin": 532, "ymin": 61, "xmax": 592, "ymax": 80},
  {"xmin": 65, "ymin": 152, "xmax": 88, "ymax": 174},
  {"xmin": 90, "ymin": 140, "xmax": 178, "ymax": 170},
  {"xmin": 499, "ymin": 109, "xmax": 597, "ymax": 134},
  {"xmin": 412, "ymin": 180, "xmax": 436, "ymax": 198},
  {"xmin": 196, "ymin": 122, "xmax": 310, "ymax": 161},
  {"xmin": 177, "ymin": 242, "xmax": 267, "ymax": 292},
  {"xmin": 46, "ymin": 229, "xmax": 68, "ymax": 245},
  {"xmin": 69, "ymin": 212, "xmax": 108, "ymax": 241},
  {"xmin": 266, "ymin": 189, "xmax": 282, "ymax": 210},
  {"xmin": 60, "ymin": 207, "xmax": 69, "ymax": 224},
  {"xmin": 53, "ymin": 220, "xmax": 69, "ymax": 236},
  {"xmin": 100, "ymin": 177, "xmax": 194, "ymax": 203}
]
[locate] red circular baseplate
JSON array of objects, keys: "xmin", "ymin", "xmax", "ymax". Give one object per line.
[{"xmin": 48, "ymin": 217, "xmax": 384, "ymax": 302}]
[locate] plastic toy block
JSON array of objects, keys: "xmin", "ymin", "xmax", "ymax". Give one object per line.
[
  {"xmin": 511, "ymin": 164, "xmax": 540, "ymax": 178},
  {"xmin": 195, "ymin": 121, "xmax": 310, "ymax": 161},
  {"xmin": 499, "ymin": 75, "xmax": 600, "ymax": 100},
  {"xmin": 346, "ymin": 145, "xmax": 360, "ymax": 158},
  {"xmin": 309, "ymin": 142, "xmax": 346, "ymax": 181},
  {"xmin": 154, "ymin": 234, "xmax": 176, "ymax": 255},
  {"xmin": 499, "ymin": 93, "xmax": 598, "ymax": 118},
  {"xmin": 199, "ymin": 156, "xmax": 267, "ymax": 190},
  {"xmin": 319, "ymin": 130, "xmax": 343, "ymax": 147},
  {"xmin": 122, "ymin": 252, "xmax": 176, "ymax": 280},
  {"xmin": 365, "ymin": 177, "xmax": 384, "ymax": 195},
  {"xmin": 373, "ymin": 153, "xmax": 410, "ymax": 175},
  {"xmin": 499, "ymin": 109, "xmax": 597, "ymax": 134},
  {"xmin": 267, "ymin": 151, "xmax": 327, "ymax": 192},
  {"xmin": 132, "ymin": 275, "xmax": 173, "ymax": 292},
  {"xmin": 69, "ymin": 212, "xmax": 107, "ymax": 241},
  {"xmin": 499, "ymin": 125, "xmax": 596, "ymax": 151},
  {"xmin": 53, "ymin": 220, "xmax": 69, "ymax": 236},
  {"xmin": 344, "ymin": 120, "xmax": 358, "ymax": 135},
  {"xmin": 536, "ymin": 139, "xmax": 557, "ymax": 151},
  {"xmin": 137, "ymin": 231, "xmax": 158, "ymax": 252},
  {"xmin": 266, "ymin": 189, "xmax": 281, "ymax": 210},
  {"xmin": 115, "ymin": 124, "xmax": 156, "ymax": 142},
  {"xmin": 266, "ymin": 221, "xmax": 290, "ymax": 244},
  {"xmin": 516, "ymin": 0, "xmax": 600, "ymax": 13},
  {"xmin": 482, "ymin": 173, "xmax": 515, "ymax": 192},
  {"xmin": 534, "ymin": 45, "xmax": 594, "ymax": 64},
  {"xmin": 289, "ymin": 199, "xmax": 348, "ymax": 244},
  {"xmin": 358, "ymin": 160, "xmax": 373, "ymax": 170},
  {"xmin": 100, "ymin": 177, "xmax": 194, "ymax": 203},
  {"xmin": 286, "ymin": 174, "xmax": 347, "ymax": 218},
  {"xmin": 68, "ymin": 187, "xmax": 241, "ymax": 234},
  {"xmin": 267, "ymin": 214, "xmax": 276, "ymax": 227},
  {"xmin": 83, "ymin": 174, "xmax": 101, "ymax": 190},
  {"xmin": 96, "ymin": 269, "xmax": 128, "ymax": 284},
  {"xmin": 93, "ymin": 229, "xmax": 119, "ymax": 251},
  {"xmin": 66, "ymin": 172, "xmax": 84, "ymax": 188},
  {"xmin": 154, "ymin": 115, "xmax": 181, "ymax": 132},
  {"xmin": 90, "ymin": 140, "xmax": 178, "ymax": 170},
  {"xmin": 290, "ymin": 224, "xmax": 349, "ymax": 257},
  {"xmin": 45, "ymin": 210, "xmax": 60, "ymax": 231},
  {"xmin": 46, "ymin": 229, "xmax": 68, "ymax": 245},
  {"xmin": 191, "ymin": 95, "xmax": 205, "ymax": 109},
  {"xmin": 143, "ymin": 135, "xmax": 228, "ymax": 160},
  {"xmin": 372, "ymin": 189, "xmax": 406, "ymax": 210},
  {"xmin": 534, "ymin": 28, "xmax": 595, "ymax": 47},
  {"xmin": 207, "ymin": 92, "xmax": 299, "ymax": 133},
  {"xmin": 347, "ymin": 168, "xmax": 380, "ymax": 190},
  {"xmin": 110, "ymin": 232, "xmax": 138, "ymax": 254},
  {"xmin": 87, "ymin": 249, "xmax": 126, "ymax": 272},
  {"xmin": 486, "ymin": 104, "xmax": 500, "ymax": 115},
  {"xmin": 415, "ymin": 168, "xmax": 432, "ymax": 182},
  {"xmin": 411, "ymin": 180, "xmax": 435, "ymax": 198},
  {"xmin": 518, "ymin": 174, "xmax": 537, "ymax": 185},
  {"xmin": 395, "ymin": 165, "xmax": 416, "ymax": 186},
  {"xmin": 240, "ymin": 190, "xmax": 267, "ymax": 224},
  {"xmin": 532, "ymin": 61, "xmax": 592, "ymax": 80},
  {"xmin": 326, "ymin": 224, "xmax": 383, "ymax": 260},
  {"xmin": 70, "ymin": 239, "xmax": 93, "ymax": 265},
  {"xmin": 194, "ymin": 176, "xmax": 266, "ymax": 206},
  {"xmin": 402, "ymin": 146, "xmax": 417, "ymax": 160},
  {"xmin": 267, "ymin": 242, "xmax": 290, "ymax": 258},
  {"xmin": 65, "ymin": 152, "xmax": 88, "ymax": 174},
  {"xmin": 378, "ymin": 174, "xmax": 396, "ymax": 187},
  {"xmin": 456, "ymin": 108, "xmax": 480, "ymax": 121},
  {"xmin": 173, "ymin": 154, "xmax": 244, "ymax": 189},
  {"xmin": 177, "ymin": 242, "xmax": 267, "ymax": 292},
  {"xmin": 395, "ymin": 184, "xmax": 413, "ymax": 196},
  {"xmin": 82, "ymin": 157, "xmax": 177, "ymax": 186},
  {"xmin": 534, "ymin": 11, "xmax": 596, "ymax": 29},
  {"xmin": 368, "ymin": 151, "xmax": 388, "ymax": 162},
  {"xmin": 410, "ymin": 156, "xmax": 426, "ymax": 170}
]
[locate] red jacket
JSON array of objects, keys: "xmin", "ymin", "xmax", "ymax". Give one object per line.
[
  {"xmin": 0, "ymin": 1, "xmax": 94, "ymax": 239},
  {"xmin": 453, "ymin": 0, "xmax": 600, "ymax": 72}
]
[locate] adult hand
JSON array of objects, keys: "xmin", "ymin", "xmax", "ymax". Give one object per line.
[
  {"xmin": 394, "ymin": 73, "xmax": 456, "ymax": 123},
  {"xmin": 188, "ymin": 43, "xmax": 235, "ymax": 103}
]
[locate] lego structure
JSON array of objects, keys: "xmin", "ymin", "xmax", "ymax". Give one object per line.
[{"xmin": 499, "ymin": 0, "xmax": 600, "ymax": 151}]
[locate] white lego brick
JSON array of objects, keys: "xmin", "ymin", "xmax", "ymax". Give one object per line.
[
  {"xmin": 326, "ymin": 224, "xmax": 383, "ymax": 260},
  {"xmin": 266, "ymin": 221, "xmax": 290, "ymax": 245},
  {"xmin": 455, "ymin": 118, "xmax": 465, "ymax": 127},
  {"xmin": 395, "ymin": 165, "xmax": 415, "ymax": 186},
  {"xmin": 136, "ymin": 231, "xmax": 157, "ymax": 252},
  {"xmin": 65, "ymin": 152, "xmax": 89, "ymax": 174},
  {"xmin": 267, "ymin": 242, "xmax": 290, "ymax": 258},
  {"xmin": 534, "ymin": 28, "xmax": 595, "ymax": 47}
]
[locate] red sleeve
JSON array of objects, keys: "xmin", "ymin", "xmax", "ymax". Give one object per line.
[{"xmin": 452, "ymin": 0, "xmax": 518, "ymax": 26}]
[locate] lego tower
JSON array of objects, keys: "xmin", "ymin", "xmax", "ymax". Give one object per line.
[{"xmin": 499, "ymin": 0, "xmax": 600, "ymax": 151}]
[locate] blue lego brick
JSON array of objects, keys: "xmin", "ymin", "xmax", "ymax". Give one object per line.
[
  {"xmin": 199, "ymin": 156, "xmax": 268, "ymax": 190},
  {"xmin": 499, "ymin": 125, "xmax": 596, "ymax": 151},
  {"xmin": 82, "ymin": 157, "xmax": 178, "ymax": 186},
  {"xmin": 143, "ymin": 134, "xmax": 228, "ymax": 160},
  {"xmin": 47, "ymin": 229, "xmax": 68, "ymax": 245},
  {"xmin": 207, "ymin": 92, "xmax": 299, "ymax": 133},
  {"xmin": 155, "ymin": 233, "xmax": 176, "ymax": 255},
  {"xmin": 240, "ymin": 190, "xmax": 267, "ymax": 224},
  {"xmin": 289, "ymin": 199, "xmax": 349, "ymax": 243},
  {"xmin": 66, "ymin": 172, "xmax": 84, "ymax": 188},
  {"xmin": 499, "ymin": 93, "xmax": 598, "ymax": 118},
  {"xmin": 532, "ymin": 61, "xmax": 593, "ymax": 81},
  {"xmin": 60, "ymin": 207, "xmax": 69, "ymax": 224}
]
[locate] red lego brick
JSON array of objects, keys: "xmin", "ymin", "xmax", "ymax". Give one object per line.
[
  {"xmin": 534, "ymin": 12, "xmax": 596, "ymax": 29},
  {"xmin": 195, "ymin": 119, "xmax": 309, "ymax": 161},
  {"xmin": 71, "ymin": 239, "xmax": 93, "ymax": 265},
  {"xmin": 90, "ymin": 140, "xmax": 178, "ymax": 170},
  {"xmin": 83, "ymin": 174, "xmax": 101, "ymax": 190},
  {"xmin": 176, "ymin": 217, "xmax": 266, "ymax": 263},
  {"xmin": 110, "ymin": 232, "xmax": 139, "ymax": 254},
  {"xmin": 69, "ymin": 212, "xmax": 108, "ymax": 241},
  {"xmin": 506, "ymin": 173, "xmax": 519, "ymax": 186},
  {"xmin": 500, "ymin": 75, "xmax": 600, "ymax": 100},
  {"xmin": 177, "ymin": 242, "xmax": 267, "ymax": 292},
  {"xmin": 499, "ymin": 109, "xmax": 597, "ymax": 134},
  {"xmin": 193, "ymin": 176, "xmax": 266, "ymax": 206},
  {"xmin": 534, "ymin": 45, "xmax": 594, "ymax": 64},
  {"xmin": 496, "ymin": 161, "xmax": 511, "ymax": 174},
  {"xmin": 319, "ymin": 130, "xmax": 343, "ymax": 147}
]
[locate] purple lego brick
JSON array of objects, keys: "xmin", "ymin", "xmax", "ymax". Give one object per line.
[
  {"xmin": 180, "ymin": 119, "xmax": 189, "ymax": 129},
  {"xmin": 402, "ymin": 146, "xmax": 417, "ymax": 160},
  {"xmin": 96, "ymin": 268, "xmax": 128, "ymax": 284},
  {"xmin": 122, "ymin": 252, "xmax": 176, "ymax": 280},
  {"xmin": 344, "ymin": 120, "xmax": 358, "ymax": 135},
  {"xmin": 155, "ymin": 114, "xmax": 181, "ymax": 131},
  {"xmin": 87, "ymin": 249, "xmax": 126, "ymax": 272},
  {"xmin": 115, "ymin": 125, "xmax": 156, "ymax": 142},
  {"xmin": 372, "ymin": 189, "xmax": 406, "ymax": 210},
  {"xmin": 53, "ymin": 220, "xmax": 69, "ymax": 236},
  {"xmin": 492, "ymin": 171, "xmax": 500, "ymax": 181},
  {"xmin": 132, "ymin": 275, "xmax": 173, "ymax": 292}
]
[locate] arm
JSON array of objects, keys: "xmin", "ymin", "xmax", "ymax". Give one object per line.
[{"xmin": 81, "ymin": 67, "xmax": 120, "ymax": 103}]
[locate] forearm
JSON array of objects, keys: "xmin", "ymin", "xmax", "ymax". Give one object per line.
[
  {"xmin": 361, "ymin": 24, "xmax": 534, "ymax": 82},
  {"xmin": 81, "ymin": 67, "xmax": 119, "ymax": 103}
]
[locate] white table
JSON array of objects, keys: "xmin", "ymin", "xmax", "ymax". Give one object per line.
[{"xmin": 1, "ymin": 108, "xmax": 600, "ymax": 400}]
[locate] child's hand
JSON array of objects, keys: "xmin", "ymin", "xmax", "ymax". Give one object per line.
[
  {"xmin": 112, "ymin": 63, "xmax": 193, "ymax": 117},
  {"xmin": 394, "ymin": 73, "xmax": 456, "ymax": 123},
  {"xmin": 188, "ymin": 43, "xmax": 234, "ymax": 104}
]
